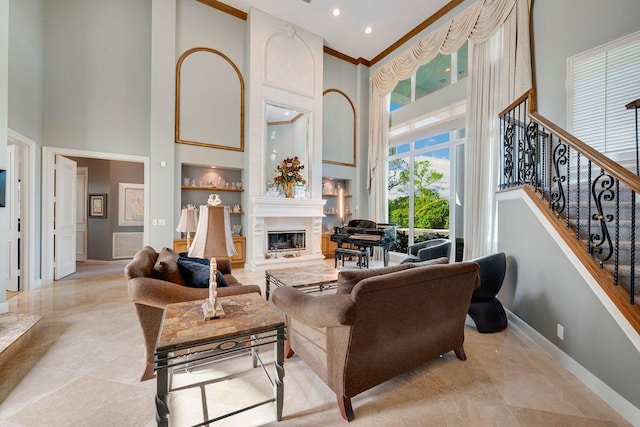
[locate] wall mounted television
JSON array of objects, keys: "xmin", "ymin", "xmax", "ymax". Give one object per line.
[{"xmin": 0, "ymin": 169, "xmax": 5, "ymax": 207}]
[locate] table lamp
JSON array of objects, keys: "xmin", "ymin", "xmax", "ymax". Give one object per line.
[
  {"xmin": 188, "ymin": 205, "xmax": 238, "ymax": 320},
  {"xmin": 176, "ymin": 205, "xmax": 198, "ymax": 249}
]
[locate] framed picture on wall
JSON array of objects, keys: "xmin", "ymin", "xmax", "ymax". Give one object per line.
[
  {"xmin": 118, "ymin": 183, "xmax": 144, "ymax": 226},
  {"xmin": 88, "ymin": 194, "xmax": 107, "ymax": 218}
]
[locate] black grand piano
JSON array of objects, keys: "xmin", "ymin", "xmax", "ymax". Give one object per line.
[{"xmin": 330, "ymin": 219, "xmax": 396, "ymax": 267}]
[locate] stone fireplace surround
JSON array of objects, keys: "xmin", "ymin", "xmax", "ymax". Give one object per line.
[
  {"xmin": 244, "ymin": 8, "xmax": 326, "ymax": 271},
  {"xmin": 247, "ymin": 197, "xmax": 326, "ymax": 271}
]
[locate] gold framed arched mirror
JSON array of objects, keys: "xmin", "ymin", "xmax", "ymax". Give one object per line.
[
  {"xmin": 175, "ymin": 47, "xmax": 244, "ymax": 152},
  {"xmin": 322, "ymin": 88, "xmax": 356, "ymax": 166}
]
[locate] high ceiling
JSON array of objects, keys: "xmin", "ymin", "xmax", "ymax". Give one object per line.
[{"xmin": 216, "ymin": 0, "xmax": 454, "ymax": 62}]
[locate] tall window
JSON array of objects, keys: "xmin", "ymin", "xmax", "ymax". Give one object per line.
[
  {"xmin": 568, "ymin": 31, "xmax": 640, "ymax": 159},
  {"xmin": 390, "ymin": 42, "xmax": 468, "ymax": 111},
  {"xmin": 388, "ymin": 121, "xmax": 465, "ymax": 258}
]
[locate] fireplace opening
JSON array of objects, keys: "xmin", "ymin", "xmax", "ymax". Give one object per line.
[{"xmin": 267, "ymin": 230, "xmax": 306, "ymax": 258}]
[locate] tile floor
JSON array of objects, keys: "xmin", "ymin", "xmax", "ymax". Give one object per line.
[{"xmin": 0, "ymin": 259, "xmax": 632, "ymax": 426}]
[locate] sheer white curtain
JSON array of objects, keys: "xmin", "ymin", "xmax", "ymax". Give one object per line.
[
  {"xmin": 368, "ymin": 0, "xmax": 531, "ymax": 257},
  {"xmin": 464, "ymin": 29, "xmax": 504, "ymax": 259},
  {"xmin": 368, "ymin": 92, "xmax": 390, "ymax": 222}
]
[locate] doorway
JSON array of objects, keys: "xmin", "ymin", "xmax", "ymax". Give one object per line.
[
  {"xmin": 7, "ymin": 129, "xmax": 36, "ymax": 295},
  {"xmin": 76, "ymin": 167, "xmax": 88, "ymax": 262},
  {"xmin": 41, "ymin": 147, "xmax": 149, "ymax": 284}
]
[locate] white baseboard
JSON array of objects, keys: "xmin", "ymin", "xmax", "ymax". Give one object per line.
[
  {"xmin": 0, "ymin": 302, "xmax": 8, "ymax": 314},
  {"xmin": 506, "ymin": 310, "xmax": 640, "ymax": 425},
  {"xmin": 30, "ymin": 279, "xmax": 42, "ymax": 290}
]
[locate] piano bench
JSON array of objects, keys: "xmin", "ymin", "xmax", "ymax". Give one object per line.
[{"xmin": 335, "ymin": 248, "xmax": 369, "ymax": 269}]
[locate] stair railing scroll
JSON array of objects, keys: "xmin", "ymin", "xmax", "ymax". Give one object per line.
[
  {"xmin": 590, "ymin": 170, "xmax": 615, "ymax": 267},
  {"xmin": 499, "ymin": 89, "xmax": 640, "ymax": 305},
  {"xmin": 550, "ymin": 140, "xmax": 568, "ymax": 218}
]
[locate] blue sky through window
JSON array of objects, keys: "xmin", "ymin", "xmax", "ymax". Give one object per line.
[{"xmin": 415, "ymin": 132, "xmax": 450, "ymax": 153}]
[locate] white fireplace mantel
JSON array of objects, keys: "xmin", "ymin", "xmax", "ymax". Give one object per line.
[
  {"xmin": 251, "ymin": 197, "xmax": 325, "ymax": 217},
  {"xmin": 244, "ymin": 9, "xmax": 325, "ymax": 271},
  {"xmin": 247, "ymin": 197, "xmax": 327, "ymax": 270}
]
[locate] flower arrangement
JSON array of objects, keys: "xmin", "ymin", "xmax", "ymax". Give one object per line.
[
  {"xmin": 274, "ymin": 156, "xmax": 306, "ymax": 197},
  {"xmin": 274, "ymin": 156, "xmax": 306, "ymax": 186}
]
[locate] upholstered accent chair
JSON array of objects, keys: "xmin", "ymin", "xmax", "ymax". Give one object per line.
[
  {"xmin": 468, "ymin": 252, "xmax": 508, "ymax": 333},
  {"xmin": 400, "ymin": 238, "xmax": 451, "ymax": 264},
  {"xmin": 272, "ymin": 260, "xmax": 479, "ymax": 421},
  {"xmin": 125, "ymin": 246, "xmax": 261, "ymax": 380}
]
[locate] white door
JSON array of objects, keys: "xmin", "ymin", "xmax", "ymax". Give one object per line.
[
  {"xmin": 76, "ymin": 167, "xmax": 88, "ymax": 262},
  {"xmin": 6, "ymin": 145, "xmax": 19, "ymax": 292},
  {"xmin": 54, "ymin": 155, "xmax": 77, "ymax": 280}
]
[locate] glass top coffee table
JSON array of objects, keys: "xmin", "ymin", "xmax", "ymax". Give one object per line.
[{"xmin": 265, "ymin": 264, "xmax": 339, "ymax": 299}]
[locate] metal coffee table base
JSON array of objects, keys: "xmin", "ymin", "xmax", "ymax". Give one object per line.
[
  {"xmin": 154, "ymin": 294, "xmax": 285, "ymax": 426},
  {"xmin": 265, "ymin": 264, "xmax": 339, "ymax": 299}
]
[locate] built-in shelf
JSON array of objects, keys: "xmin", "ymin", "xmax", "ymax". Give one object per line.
[
  {"xmin": 322, "ymin": 177, "xmax": 352, "ymax": 232},
  {"xmin": 180, "ymin": 164, "xmax": 246, "ymax": 263},
  {"xmin": 180, "ymin": 165, "xmax": 244, "ymax": 211},
  {"xmin": 181, "ymin": 186, "xmax": 244, "ymax": 192},
  {"xmin": 322, "ymin": 193, "xmax": 352, "ymax": 198}
]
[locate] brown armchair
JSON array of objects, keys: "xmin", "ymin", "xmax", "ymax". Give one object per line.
[
  {"xmin": 272, "ymin": 260, "xmax": 479, "ymax": 421},
  {"xmin": 125, "ymin": 247, "xmax": 261, "ymax": 380}
]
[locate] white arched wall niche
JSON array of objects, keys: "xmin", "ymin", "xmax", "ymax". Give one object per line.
[{"xmin": 264, "ymin": 28, "xmax": 314, "ymax": 97}]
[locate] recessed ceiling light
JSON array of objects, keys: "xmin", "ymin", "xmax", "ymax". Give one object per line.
[
  {"xmin": 365, "ymin": 26, "xmax": 372, "ymax": 34},
  {"xmin": 332, "ymin": 8, "xmax": 340, "ymax": 16}
]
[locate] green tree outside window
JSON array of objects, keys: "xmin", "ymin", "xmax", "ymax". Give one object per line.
[{"xmin": 388, "ymin": 158, "xmax": 449, "ymax": 230}]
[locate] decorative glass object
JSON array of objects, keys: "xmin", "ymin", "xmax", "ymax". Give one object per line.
[{"xmin": 282, "ymin": 182, "xmax": 295, "ymax": 198}]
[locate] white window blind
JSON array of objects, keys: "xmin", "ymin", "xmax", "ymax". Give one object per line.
[{"xmin": 569, "ymin": 32, "xmax": 640, "ymax": 154}]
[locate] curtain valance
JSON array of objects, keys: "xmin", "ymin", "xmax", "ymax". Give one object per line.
[
  {"xmin": 367, "ymin": 0, "xmax": 532, "ymax": 260},
  {"xmin": 370, "ymin": 0, "xmax": 517, "ymax": 96}
]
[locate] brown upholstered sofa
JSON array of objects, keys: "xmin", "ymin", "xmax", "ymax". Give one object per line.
[
  {"xmin": 272, "ymin": 258, "xmax": 479, "ymax": 421},
  {"xmin": 125, "ymin": 246, "xmax": 261, "ymax": 380}
]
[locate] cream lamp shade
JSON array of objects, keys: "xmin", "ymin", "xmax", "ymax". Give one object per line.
[
  {"xmin": 187, "ymin": 205, "xmax": 237, "ymax": 320},
  {"xmin": 188, "ymin": 205, "xmax": 237, "ymax": 259},
  {"xmin": 176, "ymin": 206, "xmax": 198, "ymax": 249},
  {"xmin": 176, "ymin": 206, "xmax": 198, "ymax": 233}
]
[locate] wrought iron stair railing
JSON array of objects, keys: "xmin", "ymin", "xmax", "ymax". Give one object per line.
[{"xmin": 499, "ymin": 89, "xmax": 640, "ymax": 308}]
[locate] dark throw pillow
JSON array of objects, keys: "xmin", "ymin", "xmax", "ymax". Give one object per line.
[
  {"xmin": 177, "ymin": 258, "xmax": 228, "ymax": 288},
  {"xmin": 178, "ymin": 253, "xmax": 210, "ymax": 266},
  {"xmin": 152, "ymin": 247, "xmax": 186, "ymax": 286}
]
